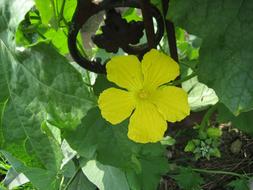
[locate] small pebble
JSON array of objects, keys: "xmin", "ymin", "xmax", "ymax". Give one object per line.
[{"xmin": 230, "ymin": 139, "xmax": 242, "ymax": 154}]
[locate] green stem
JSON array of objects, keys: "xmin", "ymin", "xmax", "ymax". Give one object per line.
[
  {"xmin": 51, "ymin": 0, "xmax": 58, "ymax": 22},
  {"xmin": 29, "ymin": 16, "xmax": 41, "ymax": 20},
  {"xmin": 62, "ymin": 167, "xmax": 81, "ymax": 190},
  {"xmin": 200, "ymin": 104, "xmax": 218, "ymax": 130},
  {"xmin": 171, "ymin": 72, "xmax": 197, "ymax": 86},
  {"xmin": 158, "ymin": 44, "xmax": 166, "ymax": 54},
  {"xmin": 192, "ymin": 168, "xmax": 251, "ymax": 179},
  {"xmin": 58, "ymin": 0, "xmax": 66, "ymax": 23},
  {"xmin": 179, "ymin": 60, "xmax": 197, "ymax": 71},
  {"xmin": 36, "ymin": 30, "xmax": 47, "ymax": 40}
]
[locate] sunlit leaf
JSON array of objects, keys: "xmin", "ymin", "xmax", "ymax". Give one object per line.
[{"xmin": 168, "ymin": 0, "xmax": 253, "ymax": 115}]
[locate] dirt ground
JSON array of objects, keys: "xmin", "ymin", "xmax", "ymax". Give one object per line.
[{"xmin": 160, "ymin": 113, "xmax": 253, "ymax": 190}]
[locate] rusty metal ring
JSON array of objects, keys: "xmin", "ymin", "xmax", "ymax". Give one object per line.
[{"xmin": 68, "ymin": 0, "xmax": 164, "ymax": 74}]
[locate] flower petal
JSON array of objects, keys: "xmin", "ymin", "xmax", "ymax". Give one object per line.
[
  {"xmin": 128, "ymin": 101, "xmax": 167, "ymax": 143},
  {"xmin": 98, "ymin": 88, "xmax": 135, "ymax": 124},
  {"xmin": 142, "ymin": 49, "xmax": 179, "ymax": 89},
  {"xmin": 150, "ymin": 86, "xmax": 190, "ymax": 122},
  {"xmin": 106, "ymin": 55, "xmax": 143, "ymax": 91}
]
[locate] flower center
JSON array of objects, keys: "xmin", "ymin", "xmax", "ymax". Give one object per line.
[{"xmin": 138, "ymin": 89, "xmax": 149, "ymax": 99}]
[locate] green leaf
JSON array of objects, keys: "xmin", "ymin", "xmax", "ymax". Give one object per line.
[
  {"xmin": 160, "ymin": 136, "xmax": 176, "ymax": 146},
  {"xmin": 0, "ymin": 100, "xmax": 8, "ymax": 147},
  {"xmin": 65, "ymin": 108, "xmax": 168, "ymax": 190},
  {"xmin": 44, "ymin": 28, "xmax": 69, "ymax": 55},
  {"xmin": 218, "ymin": 104, "xmax": 253, "ymax": 136},
  {"xmin": 93, "ymin": 75, "xmax": 117, "ymax": 96},
  {"xmin": 173, "ymin": 167, "xmax": 204, "ymax": 190},
  {"xmin": 138, "ymin": 155, "xmax": 168, "ymax": 190},
  {"xmin": 34, "ymin": 0, "xmax": 58, "ymax": 28},
  {"xmin": 0, "ymin": 0, "xmax": 34, "ymax": 47},
  {"xmin": 0, "ymin": 40, "xmax": 94, "ymax": 188},
  {"xmin": 228, "ymin": 178, "xmax": 249, "ymax": 190},
  {"xmin": 0, "ymin": 1, "xmax": 65, "ymax": 188},
  {"xmin": 125, "ymin": 170, "xmax": 141, "ymax": 190},
  {"xmin": 180, "ymin": 60, "xmax": 218, "ymax": 112},
  {"xmin": 35, "ymin": 0, "xmax": 76, "ymax": 28},
  {"xmin": 184, "ymin": 140, "xmax": 195, "ymax": 152},
  {"xmin": 65, "ymin": 108, "xmax": 141, "ymax": 168},
  {"xmin": 0, "ymin": 184, "xmax": 7, "ymax": 190},
  {"xmin": 0, "ymin": 41, "xmax": 95, "ymax": 128},
  {"xmin": 150, "ymin": 0, "xmax": 163, "ymax": 13},
  {"xmin": 207, "ymin": 128, "xmax": 222, "ymax": 138},
  {"xmin": 56, "ymin": 0, "xmax": 77, "ymax": 23},
  {"xmin": 0, "ymin": 1, "xmax": 95, "ymax": 189},
  {"xmin": 1, "ymin": 151, "xmax": 61, "ymax": 190},
  {"xmin": 82, "ymin": 160, "xmax": 130, "ymax": 190},
  {"xmin": 68, "ymin": 169, "xmax": 97, "ymax": 190},
  {"xmin": 176, "ymin": 28, "xmax": 201, "ymax": 60},
  {"xmin": 168, "ymin": 0, "xmax": 253, "ymax": 115},
  {"xmin": 209, "ymin": 148, "xmax": 221, "ymax": 158},
  {"xmin": 3, "ymin": 168, "xmax": 29, "ymax": 189},
  {"xmin": 123, "ymin": 8, "xmax": 142, "ymax": 22},
  {"xmin": 182, "ymin": 72, "xmax": 218, "ymax": 112}
]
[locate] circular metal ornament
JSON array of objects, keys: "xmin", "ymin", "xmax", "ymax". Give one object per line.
[{"xmin": 68, "ymin": 0, "xmax": 164, "ymax": 74}]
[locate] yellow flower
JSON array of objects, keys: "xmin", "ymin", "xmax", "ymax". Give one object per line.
[{"xmin": 98, "ymin": 49, "xmax": 190, "ymax": 143}]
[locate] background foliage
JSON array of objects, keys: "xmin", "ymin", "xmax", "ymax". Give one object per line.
[{"xmin": 0, "ymin": 0, "xmax": 253, "ymax": 189}]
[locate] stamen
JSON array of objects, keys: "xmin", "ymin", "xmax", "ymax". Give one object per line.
[{"xmin": 138, "ymin": 89, "xmax": 149, "ymax": 99}]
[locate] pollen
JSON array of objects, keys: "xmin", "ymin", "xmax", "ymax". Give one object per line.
[{"xmin": 138, "ymin": 89, "xmax": 149, "ymax": 99}]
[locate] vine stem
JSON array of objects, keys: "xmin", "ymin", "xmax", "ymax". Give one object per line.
[
  {"xmin": 199, "ymin": 104, "xmax": 218, "ymax": 131},
  {"xmin": 169, "ymin": 72, "xmax": 197, "ymax": 86},
  {"xmin": 50, "ymin": 0, "xmax": 58, "ymax": 23},
  {"xmin": 62, "ymin": 167, "xmax": 81, "ymax": 190},
  {"xmin": 59, "ymin": 0, "xmax": 66, "ymax": 23},
  {"xmin": 179, "ymin": 61, "xmax": 197, "ymax": 72},
  {"xmin": 192, "ymin": 168, "xmax": 251, "ymax": 179}
]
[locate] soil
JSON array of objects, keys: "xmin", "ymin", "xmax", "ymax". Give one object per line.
[{"xmin": 159, "ymin": 113, "xmax": 253, "ymax": 190}]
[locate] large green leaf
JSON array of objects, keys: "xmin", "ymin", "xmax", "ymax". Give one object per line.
[
  {"xmin": 0, "ymin": 0, "xmax": 34, "ymax": 47},
  {"xmin": 35, "ymin": 0, "xmax": 77, "ymax": 27},
  {"xmin": 228, "ymin": 178, "xmax": 250, "ymax": 190},
  {"xmin": 3, "ymin": 168, "xmax": 29, "ymax": 189},
  {"xmin": 1, "ymin": 0, "xmax": 62, "ymax": 179},
  {"xmin": 168, "ymin": 0, "xmax": 253, "ymax": 115},
  {"xmin": 0, "ymin": 0, "xmax": 95, "ymax": 189},
  {"xmin": 82, "ymin": 160, "xmax": 130, "ymax": 190},
  {"xmin": 65, "ymin": 108, "xmax": 168, "ymax": 190},
  {"xmin": 0, "ymin": 44, "xmax": 63, "ymax": 188},
  {"xmin": 172, "ymin": 167, "xmax": 204, "ymax": 190},
  {"xmin": 65, "ymin": 108, "xmax": 141, "ymax": 169},
  {"xmin": 1, "ymin": 151, "xmax": 61, "ymax": 190},
  {"xmin": 0, "ymin": 41, "xmax": 95, "ymax": 128},
  {"xmin": 35, "ymin": 0, "xmax": 56, "ymax": 26},
  {"xmin": 181, "ymin": 67, "xmax": 218, "ymax": 111},
  {"xmin": 0, "ymin": 40, "xmax": 94, "ymax": 190},
  {"xmin": 184, "ymin": 78, "xmax": 218, "ymax": 111},
  {"xmin": 0, "ymin": 100, "xmax": 7, "ymax": 146},
  {"xmin": 137, "ymin": 154, "xmax": 168, "ymax": 190},
  {"xmin": 68, "ymin": 169, "xmax": 97, "ymax": 190},
  {"xmin": 59, "ymin": 0, "xmax": 77, "ymax": 22}
]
